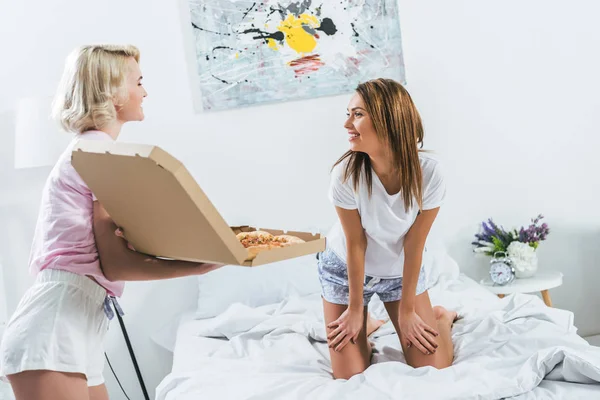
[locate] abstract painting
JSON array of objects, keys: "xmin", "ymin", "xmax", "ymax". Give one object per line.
[{"xmin": 186, "ymin": 0, "xmax": 406, "ymax": 111}]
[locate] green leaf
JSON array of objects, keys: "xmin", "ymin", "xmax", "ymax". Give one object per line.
[{"xmin": 491, "ymin": 236, "xmax": 507, "ymax": 253}]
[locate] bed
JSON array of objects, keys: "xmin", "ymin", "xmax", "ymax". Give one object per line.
[{"xmin": 153, "ymin": 245, "xmax": 600, "ymax": 400}]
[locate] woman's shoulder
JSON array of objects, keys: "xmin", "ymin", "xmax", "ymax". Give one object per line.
[
  {"xmin": 418, "ymin": 151, "xmax": 442, "ymax": 172},
  {"xmin": 418, "ymin": 150, "xmax": 441, "ymax": 163},
  {"xmin": 331, "ymin": 155, "xmax": 352, "ymax": 181},
  {"xmin": 418, "ymin": 151, "xmax": 445, "ymax": 187}
]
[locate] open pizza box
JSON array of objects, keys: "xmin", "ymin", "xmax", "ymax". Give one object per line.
[{"xmin": 71, "ymin": 139, "xmax": 326, "ymax": 267}]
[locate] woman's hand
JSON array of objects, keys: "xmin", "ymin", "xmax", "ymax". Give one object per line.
[
  {"xmin": 399, "ymin": 309, "xmax": 439, "ymax": 354},
  {"xmin": 327, "ymin": 307, "xmax": 364, "ymax": 352}
]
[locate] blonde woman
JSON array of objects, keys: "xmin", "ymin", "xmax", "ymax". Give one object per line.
[
  {"xmin": 0, "ymin": 45, "xmax": 223, "ymax": 400},
  {"xmin": 319, "ymin": 78, "xmax": 458, "ymax": 379}
]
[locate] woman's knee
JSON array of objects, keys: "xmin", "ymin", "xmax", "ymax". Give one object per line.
[
  {"xmin": 407, "ymin": 353, "xmax": 452, "ymax": 370},
  {"xmin": 429, "ymin": 357, "xmax": 453, "ymax": 370},
  {"xmin": 333, "ymin": 363, "xmax": 368, "ymax": 380},
  {"xmin": 330, "ymin": 342, "xmax": 372, "ymax": 379}
]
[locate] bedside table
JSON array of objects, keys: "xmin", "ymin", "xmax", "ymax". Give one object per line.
[{"xmin": 480, "ymin": 271, "xmax": 563, "ymax": 307}]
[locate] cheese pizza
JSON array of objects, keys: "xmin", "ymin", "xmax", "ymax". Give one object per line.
[{"xmin": 236, "ymin": 230, "xmax": 305, "ymax": 260}]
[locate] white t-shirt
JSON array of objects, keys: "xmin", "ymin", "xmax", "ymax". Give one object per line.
[{"xmin": 326, "ymin": 152, "xmax": 446, "ymax": 278}]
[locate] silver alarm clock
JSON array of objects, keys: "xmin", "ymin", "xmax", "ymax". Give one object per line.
[{"xmin": 489, "ymin": 252, "xmax": 515, "ymax": 286}]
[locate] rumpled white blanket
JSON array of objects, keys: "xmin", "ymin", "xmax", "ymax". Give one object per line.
[{"xmin": 156, "ymin": 275, "xmax": 600, "ymax": 400}]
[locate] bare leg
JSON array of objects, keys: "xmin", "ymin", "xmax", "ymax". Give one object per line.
[
  {"xmin": 366, "ymin": 312, "xmax": 387, "ymax": 337},
  {"xmin": 433, "ymin": 305, "xmax": 458, "ymax": 364},
  {"xmin": 323, "ymin": 298, "xmax": 371, "ymax": 380},
  {"xmin": 385, "ymin": 290, "xmax": 456, "ymax": 368},
  {"xmin": 8, "ymin": 370, "xmax": 90, "ymax": 400},
  {"xmin": 89, "ymin": 384, "xmax": 110, "ymax": 400}
]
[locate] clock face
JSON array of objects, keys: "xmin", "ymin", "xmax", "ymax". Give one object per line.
[{"xmin": 490, "ymin": 262, "xmax": 513, "ymax": 285}]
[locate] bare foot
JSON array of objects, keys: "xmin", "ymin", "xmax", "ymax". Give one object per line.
[
  {"xmin": 433, "ymin": 306, "xmax": 458, "ymax": 324},
  {"xmin": 366, "ymin": 313, "xmax": 387, "ymax": 337}
]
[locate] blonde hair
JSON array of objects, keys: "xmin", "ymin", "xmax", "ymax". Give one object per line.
[
  {"xmin": 333, "ymin": 78, "xmax": 424, "ymax": 211},
  {"xmin": 52, "ymin": 44, "xmax": 140, "ymax": 133}
]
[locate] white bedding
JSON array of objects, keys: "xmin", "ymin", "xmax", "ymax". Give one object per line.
[{"xmin": 156, "ymin": 275, "xmax": 600, "ymax": 400}]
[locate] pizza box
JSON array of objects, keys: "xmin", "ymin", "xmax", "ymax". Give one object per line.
[{"xmin": 71, "ymin": 140, "xmax": 326, "ymax": 267}]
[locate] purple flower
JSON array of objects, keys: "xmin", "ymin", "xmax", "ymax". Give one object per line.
[
  {"xmin": 517, "ymin": 215, "xmax": 550, "ymax": 245},
  {"xmin": 472, "ymin": 214, "xmax": 550, "ymax": 254}
]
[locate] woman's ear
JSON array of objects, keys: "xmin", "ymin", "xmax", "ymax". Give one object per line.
[{"xmin": 113, "ymin": 96, "xmax": 123, "ymax": 111}]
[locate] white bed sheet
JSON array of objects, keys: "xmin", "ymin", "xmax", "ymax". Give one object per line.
[{"xmin": 156, "ymin": 275, "xmax": 600, "ymax": 400}]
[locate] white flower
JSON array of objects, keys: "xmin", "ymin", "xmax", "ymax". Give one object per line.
[
  {"xmin": 507, "ymin": 241, "xmax": 538, "ymax": 278},
  {"xmin": 507, "ymin": 241, "xmax": 536, "ymax": 261}
]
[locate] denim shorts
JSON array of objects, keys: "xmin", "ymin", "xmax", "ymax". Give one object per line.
[{"xmin": 317, "ymin": 247, "xmax": 430, "ymax": 305}]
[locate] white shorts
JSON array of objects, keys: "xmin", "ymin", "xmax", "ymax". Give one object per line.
[{"xmin": 0, "ymin": 269, "xmax": 110, "ymax": 386}]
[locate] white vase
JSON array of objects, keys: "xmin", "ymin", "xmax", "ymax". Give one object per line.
[{"xmin": 513, "ymin": 251, "xmax": 538, "ymax": 278}]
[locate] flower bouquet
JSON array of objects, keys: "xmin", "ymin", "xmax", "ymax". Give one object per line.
[{"xmin": 472, "ymin": 215, "xmax": 550, "ymax": 278}]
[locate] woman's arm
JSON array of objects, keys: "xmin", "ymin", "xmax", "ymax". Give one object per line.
[
  {"xmin": 336, "ymin": 206, "xmax": 367, "ymax": 311},
  {"xmin": 326, "ymin": 206, "xmax": 367, "ymax": 351},
  {"xmin": 397, "ymin": 207, "xmax": 441, "ymax": 354},
  {"xmin": 93, "ymin": 201, "xmax": 222, "ymax": 282},
  {"xmin": 401, "ymin": 207, "xmax": 440, "ymax": 312}
]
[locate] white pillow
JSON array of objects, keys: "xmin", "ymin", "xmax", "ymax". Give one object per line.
[
  {"xmin": 425, "ymin": 236, "xmax": 460, "ymax": 285},
  {"xmin": 196, "ymin": 254, "xmax": 321, "ymax": 319}
]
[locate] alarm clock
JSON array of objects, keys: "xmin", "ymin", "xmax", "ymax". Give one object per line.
[{"xmin": 489, "ymin": 252, "xmax": 515, "ymax": 286}]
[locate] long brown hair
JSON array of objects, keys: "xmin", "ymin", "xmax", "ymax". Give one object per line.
[{"xmin": 333, "ymin": 78, "xmax": 424, "ymax": 211}]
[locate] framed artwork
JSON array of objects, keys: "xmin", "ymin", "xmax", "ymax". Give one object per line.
[{"xmin": 185, "ymin": 0, "xmax": 406, "ymax": 111}]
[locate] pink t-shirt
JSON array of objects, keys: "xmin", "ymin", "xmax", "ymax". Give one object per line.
[{"xmin": 29, "ymin": 130, "xmax": 125, "ymax": 297}]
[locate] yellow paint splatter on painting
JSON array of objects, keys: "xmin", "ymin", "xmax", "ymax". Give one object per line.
[
  {"xmin": 278, "ymin": 13, "xmax": 320, "ymax": 54},
  {"xmin": 266, "ymin": 38, "xmax": 279, "ymax": 51},
  {"xmin": 235, "ymin": 53, "xmax": 240, "ymax": 59}
]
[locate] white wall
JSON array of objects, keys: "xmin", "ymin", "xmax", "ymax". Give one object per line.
[
  {"xmin": 1, "ymin": 0, "xmax": 600, "ymax": 399},
  {"xmin": 0, "ymin": 261, "xmax": 7, "ymax": 327}
]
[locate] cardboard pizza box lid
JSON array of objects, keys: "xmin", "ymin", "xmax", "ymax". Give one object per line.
[{"xmin": 71, "ymin": 139, "xmax": 325, "ymax": 267}]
